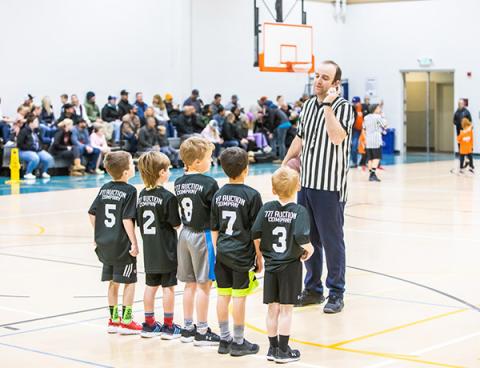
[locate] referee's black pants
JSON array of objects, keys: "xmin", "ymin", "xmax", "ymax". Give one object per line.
[{"xmin": 298, "ymin": 188, "xmax": 346, "ymax": 298}]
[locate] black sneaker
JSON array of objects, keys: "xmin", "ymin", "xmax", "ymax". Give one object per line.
[
  {"xmin": 180, "ymin": 325, "xmax": 196, "ymax": 343},
  {"xmin": 275, "ymin": 346, "xmax": 301, "ymax": 363},
  {"xmin": 266, "ymin": 346, "xmax": 278, "ymax": 361},
  {"xmin": 294, "ymin": 290, "xmax": 325, "ymax": 307},
  {"xmin": 323, "ymin": 295, "xmax": 344, "ymax": 314},
  {"xmin": 230, "ymin": 339, "xmax": 259, "ymax": 357},
  {"xmin": 218, "ymin": 339, "xmax": 232, "ymax": 354},
  {"xmin": 193, "ymin": 327, "xmax": 220, "ymax": 346},
  {"xmin": 369, "ymin": 173, "xmax": 381, "ymax": 182}
]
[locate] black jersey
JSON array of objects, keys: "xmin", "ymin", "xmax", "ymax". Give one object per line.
[
  {"xmin": 211, "ymin": 184, "xmax": 263, "ymax": 272},
  {"xmin": 137, "ymin": 186, "xmax": 181, "ymax": 274},
  {"xmin": 174, "ymin": 173, "xmax": 219, "ymax": 231},
  {"xmin": 88, "ymin": 181, "xmax": 137, "ymax": 266},
  {"xmin": 252, "ymin": 201, "xmax": 310, "ymax": 272}
]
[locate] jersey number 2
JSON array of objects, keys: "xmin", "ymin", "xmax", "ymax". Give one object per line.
[
  {"xmin": 143, "ymin": 210, "xmax": 156, "ymax": 235},
  {"xmin": 272, "ymin": 226, "xmax": 287, "ymax": 253}
]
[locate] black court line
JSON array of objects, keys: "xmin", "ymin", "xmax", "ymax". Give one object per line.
[
  {"xmin": 0, "ymin": 252, "xmax": 147, "ymax": 276},
  {"xmin": 344, "ymin": 213, "xmax": 473, "ymax": 227},
  {"xmin": 3, "ymin": 326, "xmax": 19, "ymax": 330},
  {"xmin": 0, "ymin": 291, "xmax": 183, "ymax": 329},
  {"xmin": 347, "ymin": 265, "xmax": 480, "ymax": 313},
  {"xmin": 0, "ymin": 295, "xmax": 30, "ymax": 298}
]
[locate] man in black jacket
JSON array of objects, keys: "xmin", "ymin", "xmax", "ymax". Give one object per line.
[
  {"xmin": 117, "ymin": 90, "xmax": 132, "ymax": 118},
  {"xmin": 137, "ymin": 117, "xmax": 160, "ymax": 152},
  {"xmin": 174, "ymin": 106, "xmax": 203, "ymax": 141},
  {"xmin": 57, "ymin": 103, "xmax": 80, "ymax": 125},
  {"xmin": 453, "ymin": 99, "xmax": 472, "ymax": 136},
  {"xmin": 101, "ymin": 96, "xmax": 121, "ymax": 143}
]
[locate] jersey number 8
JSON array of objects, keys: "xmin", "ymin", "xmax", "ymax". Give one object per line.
[
  {"xmin": 272, "ymin": 226, "xmax": 287, "ymax": 253},
  {"xmin": 181, "ymin": 198, "xmax": 193, "ymax": 222}
]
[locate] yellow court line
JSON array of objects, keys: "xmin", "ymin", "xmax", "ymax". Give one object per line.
[
  {"xmin": 328, "ymin": 308, "xmax": 468, "ymax": 348},
  {"xmin": 243, "ymin": 321, "xmax": 464, "ymax": 368},
  {"xmin": 34, "ymin": 224, "xmax": 46, "ymax": 235}
]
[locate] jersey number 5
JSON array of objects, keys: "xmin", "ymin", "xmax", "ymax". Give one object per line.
[
  {"xmin": 272, "ymin": 226, "xmax": 287, "ymax": 253},
  {"xmin": 222, "ymin": 210, "xmax": 237, "ymax": 235},
  {"xmin": 181, "ymin": 198, "xmax": 193, "ymax": 222},
  {"xmin": 104, "ymin": 204, "xmax": 116, "ymax": 228}
]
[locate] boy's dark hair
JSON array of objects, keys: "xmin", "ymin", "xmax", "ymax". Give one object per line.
[
  {"xmin": 214, "ymin": 93, "xmax": 221, "ymax": 99},
  {"xmin": 104, "ymin": 151, "xmax": 131, "ymax": 180},
  {"xmin": 219, "ymin": 147, "xmax": 248, "ymax": 179}
]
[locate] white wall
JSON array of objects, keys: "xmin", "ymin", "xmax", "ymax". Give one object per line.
[
  {"xmin": 0, "ymin": 0, "xmax": 192, "ymax": 116},
  {"xmin": 191, "ymin": 0, "xmax": 342, "ymax": 108},
  {"xmin": 342, "ymin": 0, "xmax": 480, "ymax": 152}
]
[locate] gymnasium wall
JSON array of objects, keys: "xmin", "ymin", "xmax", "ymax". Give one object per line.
[
  {"xmin": 343, "ymin": 0, "xmax": 480, "ymax": 153},
  {"xmin": 0, "ymin": 0, "xmax": 192, "ymax": 116}
]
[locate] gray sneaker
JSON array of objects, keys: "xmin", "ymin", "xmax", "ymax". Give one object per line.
[{"xmin": 323, "ymin": 295, "xmax": 344, "ymax": 314}]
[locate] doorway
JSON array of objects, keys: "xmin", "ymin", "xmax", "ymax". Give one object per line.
[{"xmin": 402, "ymin": 71, "xmax": 454, "ymax": 153}]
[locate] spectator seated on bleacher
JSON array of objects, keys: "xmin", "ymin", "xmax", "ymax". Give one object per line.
[
  {"xmin": 57, "ymin": 103, "xmax": 80, "ymax": 126},
  {"xmin": 201, "ymin": 120, "xmax": 222, "ymax": 165},
  {"xmin": 137, "ymin": 117, "xmax": 160, "ymax": 153},
  {"xmin": 71, "ymin": 94, "xmax": 91, "ymax": 127},
  {"xmin": 49, "ymin": 119, "xmax": 84, "ymax": 176},
  {"xmin": 210, "ymin": 93, "xmax": 223, "ymax": 115},
  {"xmin": 101, "ymin": 95, "xmax": 121, "ymax": 143},
  {"xmin": 152, "ymin": 94, "xmax": 169, "ymax": 124},
  {"xmin": 183, "ymin": 89, "xmax": 203, "ymax": 114},
  {"xmin": 17, "ymin": 113, "xmax": 54, "ymax": 180},
  {"xmin": 158, "ymin": 125, "xmax": 180, "ymax": 168},
  {"xmin": 221, "ymin": 111, "xmax": 245, "ymax": 149},
  {"xmin": 117, "ymin": 90, "xmax": 132, "ymax": 119},
  {"xmin": 141, "ymin": 107, "xmax": 160, "ymax": 127},
  {"xmin": 212, "ymin": 106, "xmax": 226, "ymax": 132},
  {"xmin": 174, "ymin": 106, "xmax": 201, "ymax": 142},
  {"xmin": 164, "ymin": 93, "xmax": 180, "ymax": 123},
  {"xmin": 84, "ymin": 91, "xmax": 101, "ymax": 125},
  {"xmin": 71, "ymin": 118, "xmax": 101, "ymax": 174},
  {"xmin": 134, "ymin": 92, "xmax": 148, "ymax": 120},
  {"xmin": 121, "ymin": 105, "xmax": 141, "ymax": 154}
]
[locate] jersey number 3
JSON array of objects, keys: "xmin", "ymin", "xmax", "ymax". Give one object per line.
[{"xmin": 272, "ymin": 226, "xmax": 287, "ymax": 253}]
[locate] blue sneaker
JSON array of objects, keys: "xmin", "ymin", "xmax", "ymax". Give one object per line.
[
  {"xmin": 161, "ymin": 323, "xmax": 182, "ymax": 340},
  {"xmin": 141, "ymin": 321, "xmax": 163, "ymax": 338}
]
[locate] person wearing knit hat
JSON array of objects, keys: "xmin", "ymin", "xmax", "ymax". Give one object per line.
[
  {"xmin": 85, "ymin": 91, "xmax": 101, "ymax": 124},
  {"xmin": 164, "ymin": 93, "xmax": 180, "ymax": 122}
]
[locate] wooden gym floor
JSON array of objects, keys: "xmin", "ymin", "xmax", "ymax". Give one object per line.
[{"xmin": 0, "ymin": 159, "xmax": 478, "ymax": 367}]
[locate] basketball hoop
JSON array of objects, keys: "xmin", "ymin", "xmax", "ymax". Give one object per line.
[{"xmin": 283, "ymin": 61, "xmax": 313, "ymax": 74}]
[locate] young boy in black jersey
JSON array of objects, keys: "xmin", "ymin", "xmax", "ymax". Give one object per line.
[
  {"xmin": 137, "ymin": 152, "xmax": 182, "ymax": 339},
  {"xmin": 252, "ymin": 167, "xmax": 314, "ymax": 363},
  {"xmin": 211, "ymin": 147, "xmax": 263, "ymax": 357},
  {"xmin": 88, "ymin": 151, "xmax": 142, "ymax": 335},
  {"xmin": 174, "ymin": 137, "xmax": 220, "ymax": 346}
]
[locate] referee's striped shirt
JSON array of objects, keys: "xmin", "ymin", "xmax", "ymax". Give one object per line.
[
  {"xmin": 297, "ymin": 96, "xmax": 355, "ymax": 202},
  {"xmin": 363, "ymin": 113, "xmax": 387, "ymax": 149}
]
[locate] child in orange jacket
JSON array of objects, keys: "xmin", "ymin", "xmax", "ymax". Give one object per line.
[
  {"xmin": 457, "ymin": 118, "xmax": 474, "ymax": 173},
  {"xmin": 358, "ymin": 129, "xmax": 367, "ymax": 169}
]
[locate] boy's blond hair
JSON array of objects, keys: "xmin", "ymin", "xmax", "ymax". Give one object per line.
[
  {"xmin": 461, "ymin": 117, "xmax": 472, "ymax": 129},
  {"xmin": 138, "ymin": 151, "xmax": 170, "ymax": 188},
  {"xmin": 179, "ymin": 136, "xmax": 214, "ymax": 167},
  {"xmin": 104, "ymin": 151, "xmax": 131, "ymax": 180},
  {"xmin": 272, "ymin": 167, "xmax": 300, "ymax": 198}
]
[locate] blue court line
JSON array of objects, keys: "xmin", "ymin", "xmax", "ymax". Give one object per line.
[{"xmin": 0, "ymin": 341, "xmax": 113, "ymax": 367}]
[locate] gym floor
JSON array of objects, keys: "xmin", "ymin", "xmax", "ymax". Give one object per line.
[{"xmin": 0, "ymin": 155, "xmax": 478, "ymax": 367}]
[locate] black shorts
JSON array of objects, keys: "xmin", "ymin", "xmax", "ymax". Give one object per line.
[
  {"xmin": 146, "ymin": 271, "xmax": 177, "ymax": 288},
  {"xmin": 263, "ymin": 261, "xmax": 302, "ymax": 305},
  {"xmin": 102, "ymin": 262, "xmax": 137, "ymax": 284},
  {"xmin": 215, "ymin": 260, "xmax": 258, "ymax": 297},
  {"xmin": 366, "ymin": 148, "xmax": 382, "ymax": 161}
]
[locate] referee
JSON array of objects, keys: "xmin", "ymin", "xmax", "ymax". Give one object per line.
[{"xmin": 282, "ymin": 60, "xmax": 354, "ymax": 314}]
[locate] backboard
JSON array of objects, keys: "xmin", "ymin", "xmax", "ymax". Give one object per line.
[{"xmin": 258, "ymin": 22, "xmax": 314, "ymax": 73}]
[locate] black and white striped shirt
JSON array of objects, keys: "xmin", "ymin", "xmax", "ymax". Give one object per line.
[
  {"xmin": 297, "ymin": 96, "xmax": 354, "ymax": 202},
  {"xmin": 363, "ymin": 113, "xmax": 387, "ymax": 149}
]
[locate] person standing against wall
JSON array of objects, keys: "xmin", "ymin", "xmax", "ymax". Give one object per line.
[{"xmin": 282, "ymin": 60, "xmax": 354, "ymax": 314}]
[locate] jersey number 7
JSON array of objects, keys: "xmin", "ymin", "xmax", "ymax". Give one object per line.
[{"xmin": 222, "ymin": 210, "xmax": 237, "ymax": 235}]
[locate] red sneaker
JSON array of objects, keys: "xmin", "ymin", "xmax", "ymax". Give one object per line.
[
  {"xmin": 107, "ymin": 319, "xmax": 121, "ymax": 334},
  {"xmin": 119, "ymin": 320, "xmax": 142, "ymax": 335}
]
